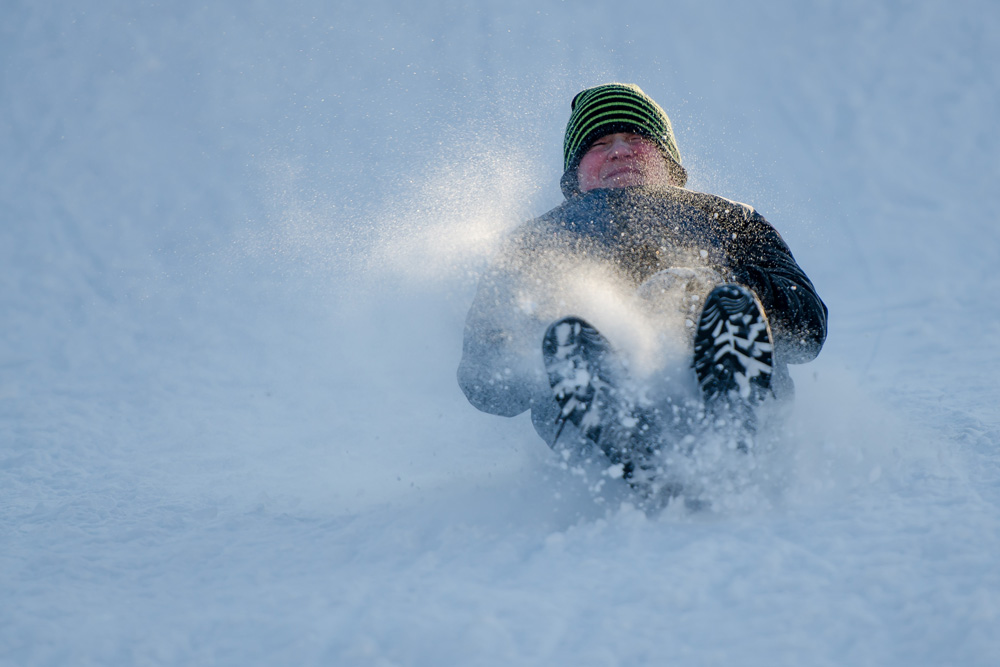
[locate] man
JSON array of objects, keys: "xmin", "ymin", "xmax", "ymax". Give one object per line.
[{"xmin": 458, "ymin": 83, "xmax": 827, "ymax": 490}]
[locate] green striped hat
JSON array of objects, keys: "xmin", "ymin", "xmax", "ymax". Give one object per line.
[{"xmin": 561, "ymin": 83, "xmax": 686, "ymax": 194}]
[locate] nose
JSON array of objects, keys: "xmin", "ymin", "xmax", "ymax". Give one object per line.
[{"xmin": 608, "ymin": 136, "xmax": 634, "ymax": 157}]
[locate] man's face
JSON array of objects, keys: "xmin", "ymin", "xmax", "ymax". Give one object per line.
[{"xmin": 576, "ymin": 132, "xmax": 675, "ymax": 192}]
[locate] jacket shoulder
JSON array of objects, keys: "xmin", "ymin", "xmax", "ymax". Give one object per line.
[{"xmin": 667, "ymin": 187, "xmax": 759, "ymax": 221}]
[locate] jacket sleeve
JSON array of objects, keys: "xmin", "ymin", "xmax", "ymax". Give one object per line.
[
  {"xmin": 725, "ymin": 210, "xmax": 828, "ymax": 364},
  {"xmin": 456, "ymin": 237, "xmax": 542, "ymax": 417}
]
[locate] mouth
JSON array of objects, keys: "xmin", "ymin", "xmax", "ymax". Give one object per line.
[{"xmin": 603, "ymin": 165, "xmax": 642, "ymax": 180}]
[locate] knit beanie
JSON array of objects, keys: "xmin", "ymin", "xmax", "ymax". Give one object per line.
[{"xmin": 561, "ymin": 83, "xmax": 687, "ymax": 196}]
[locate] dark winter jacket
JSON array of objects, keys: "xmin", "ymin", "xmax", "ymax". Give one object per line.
[{"xmin": 457, "ymin": 185, "xmax": 827, "ymax": 440}]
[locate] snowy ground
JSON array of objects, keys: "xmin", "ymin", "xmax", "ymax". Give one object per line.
[{"xmin": 2, "ymin": 1, "xmax": 999, "ymax": 665}]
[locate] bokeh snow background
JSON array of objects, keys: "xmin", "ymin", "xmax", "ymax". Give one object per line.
[{"xmin": 2, "ymin": 1, "xmax": 999, "ymax": 665}]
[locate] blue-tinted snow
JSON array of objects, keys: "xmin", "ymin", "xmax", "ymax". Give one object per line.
[{"xmin": 2, "ymin": 1, "xmax": 999, "ymax": 665}]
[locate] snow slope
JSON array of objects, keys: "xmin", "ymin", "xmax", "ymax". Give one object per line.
[{"xmin": 2, "ymin": 1, "xmax": 999, "ymax": 665}]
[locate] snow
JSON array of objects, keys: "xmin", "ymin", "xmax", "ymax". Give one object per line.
[{"xmin": 2, "ymin": 1, "xmax": 999, "ymax": 665}]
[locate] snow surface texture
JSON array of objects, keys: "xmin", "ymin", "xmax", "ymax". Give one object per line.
[{"xmin": 2, "ymin": 1, "xmax": 999, "ymax": 665}]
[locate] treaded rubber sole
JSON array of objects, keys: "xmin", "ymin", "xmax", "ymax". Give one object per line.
[
  {"xmin": 692, "ymin": 284, "xmax": 774, "ymax": 405},
  {"xmin": 542, "ymin": 316, "xmax": 611, "ymax": 443}
]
